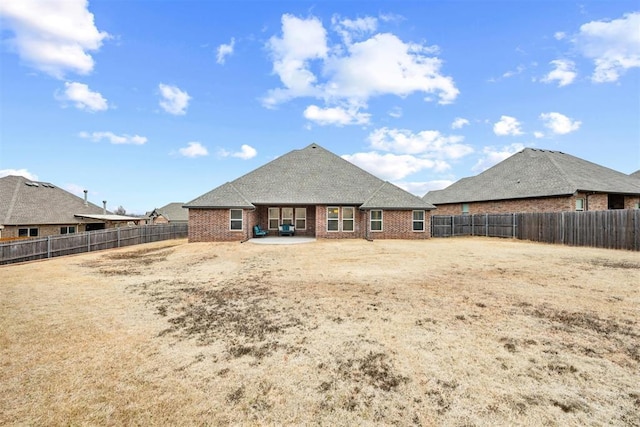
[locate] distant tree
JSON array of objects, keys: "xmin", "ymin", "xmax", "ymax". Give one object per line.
[{"xmin": 114, "ymin": 205, "xmax": 127, "ymax": 215}]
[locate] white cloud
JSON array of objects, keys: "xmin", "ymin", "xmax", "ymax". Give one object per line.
[
  {"xmin": 158, "ymin": 83, "xmax": 191, "ymax": 115},
  {"xmin": 79, "ymin": 131, "xmax": 147, "ymax": 145},
  {"xmin": 218, "ymin": 144, "xmax": 257, "ymax": 160},
  {"xmin": 263, "ymin": 14, "xmax": 328, "ymax": 106},
  {"xmin": 542, "ymin": 59, "xmax": 577, "ymax": 87},
  {"xmin": 451, "ymin": 117, "xmax": 469, "ymax": 129},
  {"xmin": 263, "ymin": 13, "xmax": 459, "ymax": 116},
  {"xmin": 216, "ymin": 38, "xmax": 235, "ymax": 64},
  {"xmin": 368, "ymin": 127, "xmax": 473, "ymax": 158},
  {"xmin": 539, "ymin": 112, "xmax": 581, "ymax": 134},
  {"xmin": 534, "ymin": 131, "xmax": 545, "ymax": 139},
  {"xmin": 472, "ymin": 144, "xmax": 525, "ymax": 172},
  {"xmin": 178, "ymin": 142, "xmax": 208, "ymax": 158},
  {"xmin": 0, "ymin": 168, "xmax": 38, "ymax": 180},
  {"xmin": 343, "ymin": 151, "xmax": 449, "ymax": 180},
  {"xmin": 57, "ymin": 81, "xmax": 108, "ymax": 111},
  {"xmin": 388, "ymin": 106, "xmax": 402, "ymax": 118},
  {"xmin": 331, "ymin": 15, "xmax": 378, "ymax": 45},
  {"xmin": 395, "ymin": 180, "xmax": 453, "ymax": 196},
  {"xmin": 303, "ymin": 105, "xmax": 370, "ymax": 126},
  {"xmin": 574, "ymin": 12, "xmax": 640, "ymax": 83},
  {"xmin": 554, "ymin": 31, "xmax": 567, "ymax": 40},
  {"xmin": 502, "ymin": 64, "xmax": 525, "ymax": 79},
  {"xmin": 0, "ymin": 0, "xmax": 109, "ymax": 78},
  {"xmin": 493, "ymin": 115, "xmax": 523, "ymax": 136}
]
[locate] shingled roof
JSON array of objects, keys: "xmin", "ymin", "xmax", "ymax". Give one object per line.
[
  {"xmin": 424, "ymin": 148, "xmax": 640, "ymax": 205},
  {"xmin": 185, "ymin": 144, "xmax": 435, "ymax": 210},
  {"xmin": 150, "ymin": 202, "xmax": 189, "ymax": 222},
  {"xmin": 0, "ymin": 175, "xmax": 108, "ymax": 225}
]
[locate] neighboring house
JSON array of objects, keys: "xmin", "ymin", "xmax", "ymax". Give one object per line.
[
  {"xmin": 148, "ymin": 202, "xmax": 188, "ymax": 224},
  {"xmin": 0, "ymin": 175, "xmax": 141, "ymax": 240},
  {"xmin": 424, "ymin": 148, "xmax": 640, "ymax": 215},
  {"xmin": 184, "ymin": 143, "xmax": 435, "ymax": 242},
  {"xmin": 631, "ymin": 170, "xmax": 640, "ymax": 180}
]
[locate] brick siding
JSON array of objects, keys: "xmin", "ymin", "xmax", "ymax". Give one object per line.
[
  {"xmin": 188, "ymin": 206, "xmax": 432, "ymax": 242},
  {"xmin": 433, "ymin": 193, "xmax": 640, "ymax": 215}
]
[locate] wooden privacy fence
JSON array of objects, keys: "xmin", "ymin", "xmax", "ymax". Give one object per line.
[
  {"xmin": 432, "ymin": 210, "xmax": 640, "ymax": 251},
  {"xmin": 0, "ymin": 224, "xmax": 188, "ymax": 265}
]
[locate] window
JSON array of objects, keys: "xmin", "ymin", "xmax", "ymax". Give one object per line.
[
  {"xmin": 370, "ymin": 210, "xmax": 382, "ymax": 231},
  {"xmin": 413, "ymin": 210, "xmax": 425, "ymax": 231},
  {"xmin": 342, "ymin": 207, "xmax": 355, "ymax": 232},
  {"xmin": 295, "ymin": 208, "xmax": 306, "ymax": 230},
  {"xmin": 268, "ymin": 208, "xmax": 280, "ymax": 230},
  {"xmin": 608, "ymin": 194, "xmax": 625, "ymax": 210},
  {"xmin": 327, "ymin": 207, "xmax": 339, "ymax": 231},
  {"xmin": 281, "ymin": 207, "xmax": 294, "ymax": 225},
  {"xmin": 462, "ymin": 203, "xmax": 470, "ymax": 215},
  {"xmin": 230, "ymin": 209, "xmax": 243, "ymax": 230},
  {"xmin": 575, "ymin": 198, "xmax": 585, "ymax": 211},
  {"xmin": 60, "ymin": 226, "xmax": 76, "ymax": 234},
  {"xmin": 18, "ymin": 227, "xmax": 38, "ymax": 237}
]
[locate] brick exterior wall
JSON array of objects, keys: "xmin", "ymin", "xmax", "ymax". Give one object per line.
[
  {"xmin": 433, "ymin": 193, "xmax": 640, "ymax": 215},
  {"xmin": 188, "ymin": 206, "xmax": 433, "ymax": 242},
  {"xmin": 188, "ymin": 208, "xmax": 250, "ymax": 242},
  {"xmin": 0, "ymin": 221, "xmax": 135, "ymax": 240}
]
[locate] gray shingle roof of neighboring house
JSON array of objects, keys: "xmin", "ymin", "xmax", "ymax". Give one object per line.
[
  {"xmin": 150, "ymin": 202, "xmax": 189, "ymax": 222},
  {"xmin": 0, "ymin": 175, "xmax": 109, "ymax": 225},
  {"xmin": 424, "ymin": 148, "xmax": 640, "ymax": 205},
  {"xmin": 631, "ymin": 170, "xmax": 640, "ymax": 179},
  {"xmin": 185, "ymin": 143, "xmax": 435, "ymax": 210}
]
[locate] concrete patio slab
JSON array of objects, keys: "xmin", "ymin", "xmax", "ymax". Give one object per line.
[{"xmin": 247, "ymin": 236, "xmax": 316, "ymax": 245}]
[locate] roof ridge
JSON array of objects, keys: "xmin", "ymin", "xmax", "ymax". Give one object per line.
[
  {"xmin": 3, "ymin": 176, "xmax": 22, "ymax": 223},
  {"xmin": 228, "ymin": 181, "xmax": 254, "ymax": 207},
  {"xmin": 361, "ymin": 181, "xmax": 388, "ymax": 208},
  {"xmin": 543, "ymin": 150, "xmax": 577, "ymax": 190}
]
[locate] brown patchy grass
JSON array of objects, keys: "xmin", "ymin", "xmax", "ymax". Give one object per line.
[{"xmin": 1, "ymin": 237, "xmax": 639, "ymax": 426}]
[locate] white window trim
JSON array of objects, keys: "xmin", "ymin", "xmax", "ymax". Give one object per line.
[
  {"xmin": 462, "ymin": 203, "xmax": 470, "ymax": 215},
  {"xmin": 268, "ymin": 208, "xmax": 279, "ymax": 230},
  {"xmin": 229, "ymin": 209, "xmax": 243, "ymax": 231},
  {"xmin": 327, "ymin": 206, "xmax": 340, "ymax": 232},
  {"xmin": 575, "ymin": 198, "xmax": 585, "ymax": 211},
  {"xmin": 281, "ymin": 207, "xmax": 294, "ymax": 226},
  {"xmin": 295, "ymin": 207, "xmax": 307, "ymax": 230},
  {"xmin": 413, "ymin": 210, "xmax": 425, "ymax": 232},
  {"xmin": 342, "ymin": 207, "xmax": 355, "ymax": 232},
  {"xmin": 370, "ymin": 210, "xmax": 383, "ymax": 232}
]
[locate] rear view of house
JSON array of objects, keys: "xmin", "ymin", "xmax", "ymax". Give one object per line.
[
  {"xmin": 424, "ymin": 148, "xmax": 640, "ymax": 215},
  {"xmin": 184, "ymin": 144, "xmax": 435, "ymax": 242}
]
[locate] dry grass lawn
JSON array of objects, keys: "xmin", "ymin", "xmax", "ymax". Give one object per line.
[{"xmin": 1, "ymin": 237, "xmax": 638, "ymax": 426}]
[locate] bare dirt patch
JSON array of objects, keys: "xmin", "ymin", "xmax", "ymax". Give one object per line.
[{"xmin": 1, "ymin": 237, "xmax": 638, "ymax": 425}]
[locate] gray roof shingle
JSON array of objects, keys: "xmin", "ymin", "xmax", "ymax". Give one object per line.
[
  {"xmin": 424, "ymin": 148, "xmax": 640, "ymax": 204},
  {"xmin": 151, "ymin": 202, "xmax": 189, "ymax": 222},
  {"xmin": 0, "ymin": 175, "xmax": 109, "ymax": 225},
  {"xmin": 185, "ymin": 144, "xmax": 434, "ymax": 210}
]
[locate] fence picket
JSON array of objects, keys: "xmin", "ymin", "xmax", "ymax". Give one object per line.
[
  {"xmin": 432, "ymin": 210, "xmax": 640, "ymax": 251},
  {"xmin": 0, "ymin": 224, "xmax": 188, "ymax": 265}
]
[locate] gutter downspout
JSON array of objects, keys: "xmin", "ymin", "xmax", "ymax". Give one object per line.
[{"xmin": 364, "ymin": 209, "xmax": 373, "ymax": 242}]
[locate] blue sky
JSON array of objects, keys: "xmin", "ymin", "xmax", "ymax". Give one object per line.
[{"xmin": 1, "ymin": 1, "xmax": 639, "ymax": 215}]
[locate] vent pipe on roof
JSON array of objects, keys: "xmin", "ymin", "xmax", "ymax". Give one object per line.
[
  {"xmin": 103, "ymin": 200, "xmax": 107, "ymax": 215},
  {"xmin": 84, "ymin": 190, "xmax": 88, "ymax": 206}
]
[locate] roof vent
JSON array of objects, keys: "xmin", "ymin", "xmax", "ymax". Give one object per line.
[{"xmin": 25, "ymin": 181, "xmax": 39, "ymax": 187}]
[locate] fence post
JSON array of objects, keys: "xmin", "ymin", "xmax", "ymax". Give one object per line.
[
  {"xmin": 512, "ymin": 213, "xmax": 516, "ymax": 239},
  {"xmin": 485, "ymin": 214, "xmax": 488, "ymax": 237},
  {"xmin": 451, "ymin": 215, "xmax": 454, "ymax": 237},
  {"xmin": 47, "ymin": 236, "xmax": 51, "ymax": 258},
  {"xmin": 117, "ymin": 227, "xmax": 121, "ymax": 248}
]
